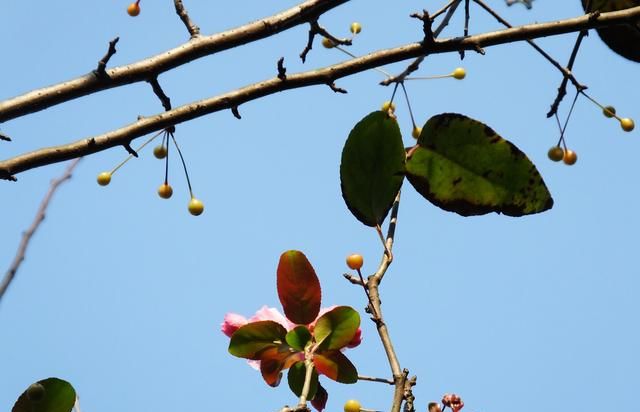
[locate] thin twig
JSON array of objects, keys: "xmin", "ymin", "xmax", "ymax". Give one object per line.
[
  {"xmin": 148, "ymin": 77, "xmax": 172, "ymax": 111},
  {"xmin": 2, "ymin": 7, "xmax": 640, "ymax": 178},
  {"xmin": 277, "ymin": 57, "xmax": 287, "ymax": 81},
  {"xmin": 381, "ymin": 0, "xmax": 462, "ymax": 86},
  {"xmin": 358, "ymin": 375, "xmax": 395, "ymax": 385},
  {"xmin": 460, "ymin": 0, "xmax": 471, "ymax": 59},
  {"xmin": 95, "ymin": 37, "xmax": 120, "ymax": 78},
  {"xmin": 300, "ymin": 20, "xmax": 352, "ymax": 62},
  {"xmin": 547, "ymin": 29, "xmax": 588, "ymax": 118},
  {"xmin": 173, "ymin": 0, "xmax": 201, "ymax": 38},
  {"xmin": 0, "ymin": 131, "xmax": 11, "ymax": 142},
  {"xmin": 0, "ymin": 158, "xmax": 82, "ymax": 303},
  {"xmin": 472, "ymin": 0, "xmax": 585, "ymax": 90}
]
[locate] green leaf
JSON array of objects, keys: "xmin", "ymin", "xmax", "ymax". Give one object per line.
[
  {"xmin": 313, "ymin": 350, "xmax": 358, "ymax": 383},
  {"xmin": 228, "ymin": 320, "xmax": 287, "ymax": 359},
  {"xmin": 583, "ymin": 0, "xmax": 640, "ymax": 62},
  {"xmin": 12, "ymin": 378, "xmax": 76, "ymax": 412},
  {"xmin": 340, "ymin": 111, "xmax": 406, "ymax": 226},
  {"xmin": 286, "ymin": 326, "xmax": 312, "ymax": 351},
  {"xmin": 287, "ymin": 361, "xmax": 319, "ymax": 399},
  {"xmin": 277, "ymin": 250, "xmax": 322, "ymax": 325},
  {"xmin": 406, "ymin": 113, "xmax": 553, "ymax": 217},
  {"xmin": 313, "ymin": 306, "xmax": 360, "ymax": 350}
]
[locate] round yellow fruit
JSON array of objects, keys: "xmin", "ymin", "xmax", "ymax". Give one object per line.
[
  {"xmin": 188, "ymin": 198, "xmax": 204, "ymax": 216},
  {"xmin": 157, "ymin": 183, "xmax": 173, "ymax": 199},
  {"xmin": 346, "ymin": 254, "xmax": 363, "ymax": 270},
  {"xmin": 127, "ymin": 2, "xmax": 140, "ymax": 17},
  {"xmin": 153, "ymin": 145, "xmax": 167, "ymax": 159},
  {"xmin": 602, "ymin": 105, "xmax": 616, "ymax": 118},
  {"xmin": 547, "ymin": 146, "xmax": 564, "ymax": 162},
  {"xmin": 381, "ymin": 101, "xmax": 396, "ymax": 113},
  {"xmin": 344, "ymin": 399, "xmax": 362, "ymax": 412},
  {"xmin": 620, "ymin": 117, "xmax": 635, "ymax": 132},
  {"xmin": 350, "ymin": 22, "xmax": 362, "ymax": 34},
  {"xmin": 412, "ymin": 126, "xmax": 422, "ymax": 139},
  {"xmin": 563, "ymin": 149, "xmax": 578, "ymax": 165},
  {"xmin": 97, "ymin": 172, "xmax": 112, "ymax": 186},
  {"xmin": 322, "ymin": 37, "xmax": 335, "ymax": 48},
  {"xmin": 452, "ymin": 67, "xmax": 466, "ymax": 80}
]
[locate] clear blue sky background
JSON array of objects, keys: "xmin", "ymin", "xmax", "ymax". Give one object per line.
[{"xmin": 1, "ymin": 1, "xmax": 638, "ymax": 411}]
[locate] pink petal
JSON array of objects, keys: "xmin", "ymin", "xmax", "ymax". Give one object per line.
[
  {"xmin": 221, "ymin": 312, "xmax": 248, "ymax": 337},
  {"xmin": 249, "ymin": 306, "xmax": 296, "ymax": 330}
]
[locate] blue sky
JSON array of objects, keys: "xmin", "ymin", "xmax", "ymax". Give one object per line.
[{"xmin": 1, "ymin": 1, "xmax": 638, "ymax": 412}]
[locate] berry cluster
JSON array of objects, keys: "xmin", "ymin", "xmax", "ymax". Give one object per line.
[{"xmin": 97, "ymin": 129, "xmax": 204, "ymax": 216}]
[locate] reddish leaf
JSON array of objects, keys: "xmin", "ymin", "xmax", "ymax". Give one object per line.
[
  {"xmin": 228, "ymin": 321, "xmax": 287, "ymax": 359},
  {"xmin": 258, "ymin": 346, "xmax": 304, "ymax": 387},
  {"xmin": 310, "ymin": 383, "xmax": 328, "ymax": 412},
  {"xmin": 313, "ymin": 350, "xmax": 358, "ymax": 383},
  {"xmin": 277, "ymin": 250, "xmax": 322, "ymax": 325}
]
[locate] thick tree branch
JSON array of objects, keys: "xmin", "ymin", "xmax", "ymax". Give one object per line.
[
  {"xmin": 0, "ymin": 158, "xmax": 81, "ymax": 302},
  {"xmin": 0, "ymin": 0, "xmax": 352, "ymax": 123},
  {"xmin": 1, "ymin": 6, "xmax": 639, "ymax": 179}
]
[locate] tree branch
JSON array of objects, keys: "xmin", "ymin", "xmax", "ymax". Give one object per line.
[
  {"xmin": 1, "ymin": 6, "xmax": 639, "ymax": 179},
  {"xmin": 0, "ymin": 158, "xmax": 81, "ymax": 302},
  {"xmin": 173, "ymin": 0, "xmax": 201, "ymax": 39},
  {"xmin": 0, "ymin": 0, "xmax": 352, "ymax": 123}
]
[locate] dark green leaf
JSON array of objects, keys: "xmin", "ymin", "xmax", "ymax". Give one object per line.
[
  {"xmin": 313, "ymin": 350, "xmax": 358, "ymax": 383},
  {"xmin": 228, "ymin": 320, "xmax": 287, "ymax": 359},
  {"xmin": 340, "ymin": 111, "xmax": 406, "ymax": 226},
  {"xmin": 314, "ymin": 306, "xmax": 360, "ymax": 350},
  {"xmin": 287, "ymin": 361, "xmax": 319, "ymax": 399},
  {"xmin": 583, "ymin": 0, "xmax": 640, "ymax": 62},
  {"xmin": 277, "ymin": 250, "xmax": 322, "ymax": 325},
  {"xmin": 310, "ymin": 383, "xmax": 328, "ymax": 412},
  {"xmin": 286, "ymin": 326, "xmax": 312, "ymax": 351},
  {"xmin": 12, "ymin": 378, "xmax": 76, "ymax": 412},
  {"xmin": 406, "ymin": 113, "xmax": 553, "ymax": 217}
]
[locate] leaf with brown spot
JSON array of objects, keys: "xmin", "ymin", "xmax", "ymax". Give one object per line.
[{"xmin": 407, "ymin": 113, "xmax": 553, "ymax": 217}]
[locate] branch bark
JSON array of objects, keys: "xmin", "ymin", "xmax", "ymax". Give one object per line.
[
  {"xmin": 0, "ymin": 158, "xmax": 81, "ymax": 302},
  {"xmin": 1, "ymin": 6, "xmax": 639, "ymax": 179},
  {"xmin": 0, "ymin": 0, "xmax": 351, "ymax": 123}
]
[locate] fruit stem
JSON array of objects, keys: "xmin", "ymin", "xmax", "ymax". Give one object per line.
[
  {"xmin": 333, "ymin": 45, "xmax": 392, "ymax": 79},
  {"xmin": 405, "ymin": 74, "xmax": 454, "ymax": 80},
  {"xmin": 400, "ymin": 82, "xmax": 417, "ymax": 129},
  {"xmin": 169, "ymin": 132, "xmax": 194, "ymax": 198},
  {"xmin": 581, "ymin": 90, "xmax": 622, "ymax": 121},
  {"xmin": 163, "ymin": 131, "xmax": 170, "ymax": 185},
  {"xmin": 110, "ymin": 129, "xmax": 164, "ymax": 175}
]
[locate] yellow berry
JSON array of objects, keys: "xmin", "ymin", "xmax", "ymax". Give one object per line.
[
  {"xmin": 97, "ymin": 172, "xmax": 112, "ymax": 186},
  {"xmin": 153, "ymin": 145, "xmax": 167, "ymax": 159},
  {"xmin": 602, "ymin": 106, "xmax": 616, "ymax": 118},
  {"xmin": 563, "ymin": 149, "xmax": 577, "ymax": 166},
  {"xmin": 620, "ymin": 118, "xmax": 635, "ymax": 132},
  {"xmin": 412, "ymin": 126, "xmax": 422, "ymax": 139},
  {"xmin": 381, "ymin": 101, "xmax": 395, "ymax": 113},
  {"xmin": 452, "ymin": 67, "xmax": 466, "ymax": 80},
  {"xmin": 127, "ymin": 2, "xmax": 140, "ymax": 17},
  {"xmin": 322, "ymin": 37, "xmax": 335, "ymax": 49},
  {"xmin": 547, "ymin": 146, "xmax": 564, "ymax": 162},
  {"xmin": 350, "ymin": 22, "xmax": 362, "ymax": 34},
  {"xmin": 344, "ymin": 399, "xmax": 362, "ymax": 412},
  {"xmin": 188, "ymin": 198, "xmax": 204, "ymax": 216},
  {"xmin": 346, "ymin": 254, "xmax": 363, "ymax": 270},
  {"xmin": 157, "ymin": 183, "xmax": 173, "ymax": 199}
]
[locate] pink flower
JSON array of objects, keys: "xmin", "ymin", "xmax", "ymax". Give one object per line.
[
  {"xmin": 221, "ymin": 313, "xmax": 248, "ymax": 337},
  {"xmin": 442, "ymin": 394, "xmax": 464, "ymax": 412}
]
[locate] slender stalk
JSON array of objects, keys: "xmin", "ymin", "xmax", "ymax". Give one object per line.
[{"xmin": 297, "ymin": 359, "xmax": 315, "ymax": 407}]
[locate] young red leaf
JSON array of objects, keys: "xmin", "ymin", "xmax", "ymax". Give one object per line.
[
  {"xmin": 313, "ymin": 350, "xmax": 358, "ymax": 383},
  {"xmin": 277, "ymin": 250, "xmax": 322, "ymax": 325},
  {"xmin": 258, "ymin": 346, "xmax": 304, "ymax": 387},
  {"xmin": 228, "ymin": 320, "xmax": 287, "ymax": 359},
  {"xmin": 313, "ymin": 306, "xmax": 360, "ymax": 350},
  {"xmin": 310, "ymin": 383, "xmax": 328, "ymax": 412}
]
